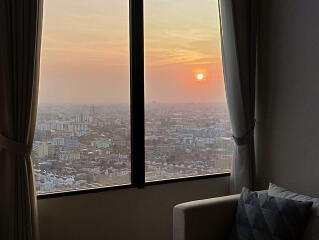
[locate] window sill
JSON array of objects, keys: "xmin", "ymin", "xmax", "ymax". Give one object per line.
[{"xmin": 37, "ymin": 172, "xmax": 230, "ymax": 200}]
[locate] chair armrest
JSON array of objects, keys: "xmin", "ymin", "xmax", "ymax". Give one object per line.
[{"xmin": 173, "ymin": 194, "xmax": 239, "ymax": 240}]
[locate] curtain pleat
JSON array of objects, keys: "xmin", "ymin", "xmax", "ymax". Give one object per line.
[
  {"xmin": 219, "ymin": 0, "xmax": 258, "ymax": 193},
  {"xmin": 0, "ymin": 0, "xmax": 43, "ymax": 239}
]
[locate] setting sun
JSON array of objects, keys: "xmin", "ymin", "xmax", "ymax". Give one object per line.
[{"xmin": 196, "ymin": 73, "xmax": 205, "ymax": 81}]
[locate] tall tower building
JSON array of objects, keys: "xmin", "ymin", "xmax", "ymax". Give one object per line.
[{"xmin": 89, "ymin": 105, "xmax": 96, "ymax": 116}]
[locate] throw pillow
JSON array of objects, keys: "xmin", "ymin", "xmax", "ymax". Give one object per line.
[
  {"xmin": 268, "ymin": 183, "xmax": 319, "ymax": 240},
  {"xmin": 230, "ymin": 188, "xmax": 313, "ymax": 240}
]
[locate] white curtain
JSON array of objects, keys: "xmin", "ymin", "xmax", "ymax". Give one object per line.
[{"xmin": 219, "ymin": 0, "xmax": 258, "ymax": 193}]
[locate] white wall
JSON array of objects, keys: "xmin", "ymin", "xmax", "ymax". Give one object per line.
[
  {"xmin": 256, "ymin": 0, "xmax": 319, "ymax": 197},
  {"xmin": 38, "ymin": 177, "xmax": 229, "ymax": 240}
]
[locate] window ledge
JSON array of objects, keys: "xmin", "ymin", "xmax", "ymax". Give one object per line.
[{"xmin": 37, "ymin": 172, "xmax": 230, "ymax": 200}]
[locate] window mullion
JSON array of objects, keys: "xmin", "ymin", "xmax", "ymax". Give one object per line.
[{"xmin": 130, "ymin": 0, "xmax": 145, "ymax": 188}]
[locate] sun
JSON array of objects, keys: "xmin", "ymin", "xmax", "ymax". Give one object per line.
[
  {"xmin": 196, "ymin": 73, "xmax": 204, "ymax": 81},
  {"xmin": 193, "ymin": 68, "xmax": 207, "ymax": 82}
]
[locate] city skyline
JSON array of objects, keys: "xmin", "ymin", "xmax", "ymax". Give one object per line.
[{"xmin": 33, "ymin": 102, "xmax": 232, "ymax": 193}]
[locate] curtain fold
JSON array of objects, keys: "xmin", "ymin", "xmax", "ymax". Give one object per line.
[
  {"xmin": 219, "ymin": 0, "xmax": 258, "ymax": 193},
  {"xmin": 0, "ymin": 0, "xmax": 43, "ymax": 239}
]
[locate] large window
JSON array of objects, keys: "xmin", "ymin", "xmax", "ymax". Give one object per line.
[
  {"xmin": 34, "ymin": 0, "xmax": 233, "ymax": 195},
  {"xmin": 34, "ymin": 0, "xmax": 131, "ymax": 194},
  {"xmin": 144, "ymin": 0, "xmax": 232, "ymax": 182}
]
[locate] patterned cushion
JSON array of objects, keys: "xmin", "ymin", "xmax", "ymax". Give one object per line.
[
  {"xmin": 230, "ymin": 188, "xmax": 313, "ymax": 240},
  {"xmin": 268, "ymin": 183, "xmax": 319, "ymax": 215},
  {"xmin": 268, "ymin": 183, "xmax": 319, "ymax": 240}
]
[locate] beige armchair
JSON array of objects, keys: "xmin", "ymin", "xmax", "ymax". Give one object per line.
[{"xmin": 173, "ymin": 194, "xmax": 239, "ymax": 240}]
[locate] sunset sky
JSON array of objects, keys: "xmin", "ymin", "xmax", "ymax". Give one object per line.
[{"xmin": 39, "ymin": 0, "xmax": 225, "ymax": 104}]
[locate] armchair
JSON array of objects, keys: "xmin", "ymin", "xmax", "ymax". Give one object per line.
[{"xmin": 173, "ymin": 194, "xmax": 239, "ymax": 240}]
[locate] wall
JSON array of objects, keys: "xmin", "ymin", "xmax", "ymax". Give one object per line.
[
  {"xmin": 256, "ymin": 0, "xmax": 319, "ymax": 197},
  {"xmin": 38, "ymin": 176, "xmax": 229, "ymax": 240}
]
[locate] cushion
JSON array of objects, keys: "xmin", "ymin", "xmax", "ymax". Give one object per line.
[
  {"xmin": 268, "ymin": 183, "xmax": 319, "ymax": 240},
  {"xmin": 230, "ymin": 188, "xmax": 313, "ymax": 240}
]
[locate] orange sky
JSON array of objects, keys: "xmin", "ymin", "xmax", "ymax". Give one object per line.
[{"xmin": 39, "ymin": 0, "xmax": 225, "ymax": 104}]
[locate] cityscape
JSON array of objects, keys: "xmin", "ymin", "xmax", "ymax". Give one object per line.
[{"xmin": 33, "ymin": 102, "xmax": 233, "ymax": 194}]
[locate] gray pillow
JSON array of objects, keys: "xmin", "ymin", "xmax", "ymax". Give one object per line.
[
  {"xmin": 268, "ymin": 183, "xmax": 319, "ymax": 240},
  {"xmin": 231, "ymin": 187, "xmax": 313, "ymax": 240}
]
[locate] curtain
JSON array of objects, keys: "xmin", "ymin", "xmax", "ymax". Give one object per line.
[
  {"xmin": 219, "ymin": 0, "xmax": 258, "ymax": 193},
  {"xmin": 0, "ymin": 0, "xmax": 43, "ymax": 239}
]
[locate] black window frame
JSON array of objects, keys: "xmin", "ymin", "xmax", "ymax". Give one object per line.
[
  {"xmin": 37, "ymin": 0, "xmax": 230, "ymax": 200},
  {"xmin": 130, "ymin": 0, "xmax": 145, "ymax": 189}
]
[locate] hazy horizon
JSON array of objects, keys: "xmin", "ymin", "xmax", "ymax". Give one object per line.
[
  {"xmin": 37, "ymin": 101, "xmax": 228, "ymax": 106},
  {"xmin": 39, "ymin": 0, "xmax": 225, "ymax": 104}
]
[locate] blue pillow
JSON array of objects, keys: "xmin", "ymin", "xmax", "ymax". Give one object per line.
[{"xmin": 230, "ymin": 188, "xmax": 313, "ymax": 240}]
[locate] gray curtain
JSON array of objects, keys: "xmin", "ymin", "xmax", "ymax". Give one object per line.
[
  {"xmin": 219, "ymin": 0, "xmax": 258, "ymax": 193},
  {"xmin": 0, "ymin": 0, "xmax": 43, "ymax": 239}
]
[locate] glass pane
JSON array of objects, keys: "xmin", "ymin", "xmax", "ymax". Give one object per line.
[
  {"xmin": 34, "ymin": 0, "xmax": 130, "ymax": 194},
  {"xmin": 144, "ymin": 0, "xmax": 233, "ymax": 182}
]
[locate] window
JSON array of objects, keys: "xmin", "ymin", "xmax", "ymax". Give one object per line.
[
  {"xmin": 34, "ymin": 0, "xmax": 131, "ymax": 194},
  {"xmin": 144, "ymin": 0, "xmax": 233, "ymax": 182},
  {"xmin": 34, "ymin": 0, "xmax": 233, "ymax": 195}
]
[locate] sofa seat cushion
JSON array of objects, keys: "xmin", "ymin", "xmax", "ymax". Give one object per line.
[
  {"xmin": 268, "ymin": 183, "xmax": 319, "ymax": 240},
  {"xmin": 231, "ymin": 188, "xmax": 313, "ymax": 240}
]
